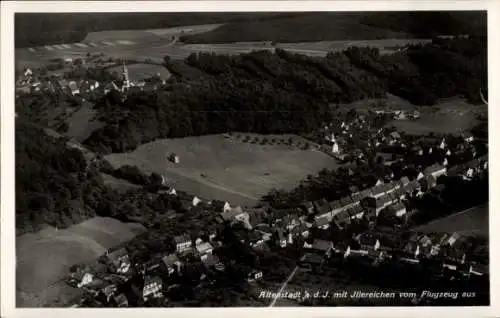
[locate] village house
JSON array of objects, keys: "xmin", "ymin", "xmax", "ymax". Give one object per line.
[
  {"xmin": 69, "ymin": 269, "xmax": 94, "ymax": 288},
  {"xmin": 362, "ymin": 195, "xmax": 393, "ymax": 218},
  {"xmin": 423, "ymin": 174, "xmax": 438, "ymax": 189},
  {"xmin": 467, "ymin": 262, "xmax": 488, "ymax": 277},
  {"xmin": 283, "ymin": 213, "xmax": 301, "ymax": 231},
  {"xmin": 423, "ymin": 163, "xmax": 447, "ymax": 179},
  {"xmin": 301, "ymin": 201, "xmax": 315, "ymax": 215},
  {"xmin": 356, "ymin": 233, "xmax": 381, "ymax": 253},
  {"xmin": 95, "ymin": 282, "xmax": 118, "ymax": 304},
  {"xmin": 334, "ymin": 209, "xmax": 352, "ymax": 227},
  {"xmin": 275, "ymin": 229, "xmax": 287, "ymax": 248},
  {"xmin": 393, "ymin": 187, "xmax": 408, "ymax": 201},
  {"xmin": 329, "ymin": 200, "xmax": 343, "ymax": 215},
  {"xmin": 385, "ymin": 202, "xmax": 407, "ymax": 218},
  {"xmin": 314, "ymin": 214, "xmax": 330, "ymax": 229},
  {"xmin": 196, "ymin": 242, "xmax": 214, "ymax": 260},
  {"xmin": 143, "ymin": 276, "xmax": 163, "ymax": 302},
  {"xmin": 346, "ymin": 205, "xmax": 365, "ymax": 220},
  {"xmin": 202, "ymin": 253, "xmax": 225, "ymax": 272},
  {"xmin": 309, "ymin": 239, "xmax": 334, "ymax": 258},
  {"xmin": 68, "ymin": 81, "xmax": 80, "ymax": 96},
  {"xmin": 339, "ymin": 196, "xmax": 356, "ymax": 210},
  {"xmin": 161, "ymin": 254, "xmax": 182, "ymax": 275},
  {"xmin": 298, "ymin": 253, "xmax": 325, "ymax": 272},
  {"xmin": 462, "ymin": 132, "xmax": 475, "ymax": 143},
  {"xmin": 292, "ymin": 223, "xmax": 310, "ymax": 238},
  {"xmin": 247, "ymin": 269, "xmax": 264, "ymax": 283},
  {"xmin": 313, "ymin": 199, "xmax": 331, "ymax": 215},
  {"xmin": 174, "ymin": 234, "xmax": 192, "ymax": 253},
  {"xmin": 113, "ymin": 293, "xmax": 129, "ymax": 307},
  {"xmin": 192, "ymin": 196, "xmax": 202, "ymax": 207},
  {"xmin": 106, "ymin": 248, "xmax": 132, "ymax": 275}
]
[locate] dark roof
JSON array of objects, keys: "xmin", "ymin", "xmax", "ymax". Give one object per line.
[
  {"xmin": 315, "ymin": 215, "xmax": 330, "ymax": 227},
  {"xmin": 329, "ymin": 200, "xmax": 342, "ymax": 210},
  {"xmin": 375, "ymin": 195, "xmax": 392, "ymax": 207},
  {"xmin": 114, "ymin": 293, "xmax": 128, "ymax": 305},
  {"xmin": 314, "ymin": 198, "xmax": 329, "ymax": 209},
  {"xmin": 424, "ymin": 163, "xmax": 446, "ymax": 175},
  {"xmin": 312, "ymin": 239, "xmax": 333, "ymax": 251},
  {"xmin": 370, "ymin": 184, "xmax": 386, "ymax": 196},
  {"xmin": 340, "ymin": 196, "xmax": 354, "ymax": 206},
  {"xmin": 302, "ymin": 201, "xmax": 314, "ymax": 209},
  {"xmin": 388, "ymin": 202, "xmax": 405, "ymax": 212},
  {"xmin": 300, "ymin": 253, "xmax": 324, "ymax": 265},
  {"xmin": 144, "ymin": 275, "xmax": 162, "ymax": 287},
  {"xmin": 315, "ymin": 201, "xmax": 330, "ymax": 215},
  {"xmin": 400, "ymin": 176, "xmax": 410, "ymax": 185},
  {"xmin": 350, "ymin": 192, "xmax": 363, "ymax": 203},
  {"xmin": 352, "ymin": 205, "xmax": 364, "ymax": 214},
  {"xmin": 357, "ymin": 233, "xmax": 378, "ymax": 246},
  {"xmin": 174, "ymin": 234, "xmax": 191, "ymax": 244},
  {"xmin": 107, "ymin": 248, "xmax": 128, "ymax": 262},
  {"xmin": 162, "ymin": 254, "xmax": 179, "ymax": 267}
]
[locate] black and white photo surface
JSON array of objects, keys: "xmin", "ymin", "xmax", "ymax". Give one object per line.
[{"xmin": 7, "ymin": 6, "xmax": 491, "ymax": 310}]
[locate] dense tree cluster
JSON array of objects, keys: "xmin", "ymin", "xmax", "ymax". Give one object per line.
[
  {"xmin": 15, "ymin": 121, "xmax": 106, "ymax": 235},
  {"xmin": 345, "ymin": 37, "xmax": 487, "ymax": 104},
  {"xmin": 181, "ymin": 12, "xmax": 486, "ymax": 44}
]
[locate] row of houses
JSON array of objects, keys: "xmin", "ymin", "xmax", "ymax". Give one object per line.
[
  {"xmin": 298, "ymin": 228, "xmax": 488, "ymax": 279},
  {"xmin": 305, "ymin": 151, "xmax": 488, "ymax": 231}
]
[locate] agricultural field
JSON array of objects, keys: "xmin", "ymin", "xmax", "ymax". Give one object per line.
[
  {"xmin": 15, "ymin": 18, "xmax": 434, "ymax": 70},
  {"xmin": 106, "ymin": 63, "xmax": 172, "ymax": 81},
  {"xmin": 104, "ymin": 134, "xmax": 339, "ymax": 206},
  {"xmin": 16, "ymin": 217, "xmax": 146, "ymax": 307},
  {"xmin": 387, "ymin": 99, "xmax": 486, "ymax": 135},
  {"xmin": 412, "ymin": 204, "xmax": 489, "ymax": 238}
]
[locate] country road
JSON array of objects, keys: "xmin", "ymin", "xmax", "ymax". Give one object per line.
[{"xmin": 269, "ymin": 266, "xmax": 299, "ymax": 307}]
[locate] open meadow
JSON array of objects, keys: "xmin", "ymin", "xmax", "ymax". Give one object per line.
[
  {"xmin": 16, "ymin": 217, "xmax": 146, "ymax": 307},
  {"xmin": 387, "ymin": 99, "xmax": 486, "ymax": 135},
  {"xmin": 412, "ymin": 204, "xmax": 489, "ymax": 238},
  {"xmin": 104, "ymin": 134, "xmax": 339, "ymax": 206}
]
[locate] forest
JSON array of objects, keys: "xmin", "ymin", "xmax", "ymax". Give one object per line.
[
  {"xmin": 15, "ymin": 121, "xmax": 103, "ymax": 235},
  {"xmin": 83, "ymin": 37, "xmax": 486, "ymax": 153},
  {"xmin": 181, "ymin": 11, "xmax": 486, "ymax": 44}
]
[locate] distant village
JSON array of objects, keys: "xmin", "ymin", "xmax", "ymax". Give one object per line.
[{"xmin": 15, "ymin": 53, "xmax": 168, "ymax": 101}]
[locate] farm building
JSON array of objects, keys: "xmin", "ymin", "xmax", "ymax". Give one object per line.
[
  {"xmin": 143, "ymin": 276, "xmax": 163, "ymax": 302},
  {"xmin": 161, "ymin": 253, "xmax": 182, "ymax": 275},
  {"xmin": 106, "ymin": 248, "xmax": 132, "ymax": 274},
  {"xmin": 168, "ymin": 153, "xmax": 180, "ymax": 164}
]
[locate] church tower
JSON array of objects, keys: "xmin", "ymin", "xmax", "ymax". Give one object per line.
[{"xmin": 121, "ymin": 59, "xmax": 130, "ymax": 92}]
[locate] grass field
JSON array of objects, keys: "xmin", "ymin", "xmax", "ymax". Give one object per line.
[
  {"xmin": 387, "ymin": 99, "xmax": 485, "ymax": 135},
  {"xmin": 64, "ymin": 102, "xmax": 104, "ymax": 143},
  {"xmin": 101, "ymin": 173, "xmax": 142, "ymax": 193},
  {"xmin": 412, "ymin": 204, "xmax": 489, "ymax": 238},
  {"xmin": 16, "ymin": 217, "xmax": 146, "ymax": 307},
  {"xmin": 106, "ymin": 63, "xmax": 171, "ymax": 81},
  {"xmin": 104, "ymin": 134, "xmax": 339, "ymax": 206}
]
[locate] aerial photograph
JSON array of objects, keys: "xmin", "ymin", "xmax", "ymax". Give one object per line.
[{"xmin": 14, "ymin": 11, "xmax": 488, "ymax": 308}]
